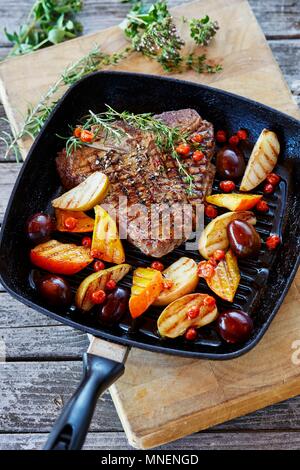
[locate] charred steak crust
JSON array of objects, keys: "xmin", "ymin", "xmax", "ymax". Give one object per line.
[{"xmin": 55, "ymin": 109, "xmax": 215, "ymax": 257}]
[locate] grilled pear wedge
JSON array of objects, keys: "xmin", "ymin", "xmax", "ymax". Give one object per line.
[
  {"xmin": 55, "ymin": 209, "xmax": 94, "ymax": 232},
  {"xmin": 30, "ymin": 239, "xmax": 93, "ymax": 275},
  {"xmin": 158, "ymin": 293, "xmax": 218, "ymax": 339},
  {"xmin": 206, "ymin": 249, "xmax": 240, "ymax": 302},
  {"xmin": 52, "ymin": 172, "xmax": 109, "ymax": 211},
  {"xmin": 240, "ymin": 129, "xmax": 280, "ymax": 191},
  {"xmin": 206, "ymin": 193, "xmax": 262, "ymax": 211},
  {"xmin": 75, "ymin": 264, "xmax": 131, "ymax": 311},
  {"xmin": 153, "ymin": 257, "xmax": 198, "ymax": 307},
  {"xmin": 91, "ymin": 205, "xmax": 125, "ymax": 264}
]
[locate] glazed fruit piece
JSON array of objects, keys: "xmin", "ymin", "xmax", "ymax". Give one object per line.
[
  {"xmin": 75, "ymin": 264, "xmax": 131, "ymax": 311},
  {"xmin": 217, "ymin": 310, "xmax": 254, "ymax": 343},
  {"xmin": 129, "ymin": 268, "xmax": 164, "ymax": 318},
  {"xmin": 153, "ymin": 257, "xmax": 198, "ymax": 307},
  {"xmin": 100, "ymin": 287, "xmax": 130, "ymax": 325},
  {"xmin": 206, "ymin": 249, "xmax": 240, "ymax": 302},
  {"xmin": 240, "ymin": 129, "xmax": 280, "ymax": 191},
  {"xmin": 157, "ymin": 293, "xmax": 218, "ymax": 339},
  {"xmin": 91, "ymin": 205, "xmax": 125, "ymax": 264},
  {"xmin": 198, "ymin": 211, "xmax": 256, "ymax": 259},
  {"xmin": 217, "ymin": 147, "xmax": 246, "ymax": 180},
  {"xmin": 36, "ymin": 274, "xmax": 72, "ymax": 307},
  {"xmin": 52, "ymin": 172, "xmax": 109, "ymax": 211},
  {"xmin": 30, "ymin": 240, "xmax": 93, "ymax": 275},
  {"xmin": 227, "ymin": 220, "xmax": 261, "ymax": 258},
  {"xmin": 26, "ymin": 212, "xmax": 54, "ymax": 244},
  {"xmin": 55, "ymin": 209, "xmax": 94, "ymax": 232},
  {"xmin": 206, "ymin": 193, "xmax": 262, "ymax": 211}
]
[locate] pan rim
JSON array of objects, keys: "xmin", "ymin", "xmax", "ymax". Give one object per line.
[{"xmin": 1, "ymin": 70, "xmax": 300, "ymax": 360}]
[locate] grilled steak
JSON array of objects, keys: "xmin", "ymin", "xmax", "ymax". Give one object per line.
[{"xmin": 56, "ymin": 109, "xmax": 215, "ymax": 257}]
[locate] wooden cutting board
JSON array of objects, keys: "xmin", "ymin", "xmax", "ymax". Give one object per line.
[{"xmin": 0, "ymin": 0, "xmax": 300, "ymax": 450}]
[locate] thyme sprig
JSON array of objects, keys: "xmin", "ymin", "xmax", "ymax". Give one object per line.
[
  {"xmin": 185, "ymin": 53, "xmax": 222, "ymax": 74},
  {"xmin": 2, "ymin": 46, "xmax": 131, "ymax": 160},
  {"xmin": 123, "ymin": 1, "xmax": 221, "ymax": 73},
  {"xmin": 124, "ymin": 1, "xmax": 184, "ymax": 72},
  {"xmin": 61, "ymin": 105, "xmax": 194, "ymax": 193}
]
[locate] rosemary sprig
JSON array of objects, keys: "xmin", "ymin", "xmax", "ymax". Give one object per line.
[
  {"xmin": 61, "ymin": 105, "xmax": 194, "ymax": 193},
  {"xmin": 2, "ymin": 45, "xmax": 131, "ymax": 160}
]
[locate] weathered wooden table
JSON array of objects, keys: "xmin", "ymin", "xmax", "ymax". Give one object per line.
[{"xmin": 0, "ymin": 0, "xmax": 299, "ymax": 450}]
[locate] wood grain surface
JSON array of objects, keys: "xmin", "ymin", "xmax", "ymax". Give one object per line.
[{"xmin": 0, "ymin": 0, "xmax": 300, "ymax": 451}]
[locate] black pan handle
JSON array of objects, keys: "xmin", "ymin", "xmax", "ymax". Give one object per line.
[{"xmin": 44, "ymin": 352, "xmax": 124, "ymax": 450}]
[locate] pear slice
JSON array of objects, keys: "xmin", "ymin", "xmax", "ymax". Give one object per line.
[
  {"xmin": 153, "ymin": 257, "xmax": 198, "ymax": 307},
  {"xmin": 75, "ymin": 264, "xmax": 131, "ymax": 311},
  {"xmin": 206, "ymin": 249, "xmax": 240, "ymax": 302},
  {"xmin": 240, "ymin": 129, "xmax": 280, "ymax": 191},
  {"xmin": 91, "ymin": 205, "xmax": 125, "ymax": 264},
  {"xmin": 206, "ymin": 193, "xmax": 262, "ymax": 211},
  {"xmin": 157, "ymin": 293, "xmax": 218, "ymax": 338},
  {"xmin": 52, "ymin": 172, "xmax": 109, "ymax": 211}
]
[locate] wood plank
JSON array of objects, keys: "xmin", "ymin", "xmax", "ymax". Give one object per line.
[
  {"xmin": 0, "ymin": 292, "xmax": 59, "ymax": 327},
  {"xmin": 0, "ymin": 362, "xmax": 121, "ymax": 433},
  {"xmin": 1, "ymin": 362, "xmax": 300, "ymax": 435},
  {"xmin": 0, "ymin": 163, "xmax": 22, "ymax": 221},
  {"xmin": 0, "ymin": 0, "xmax": 299, "ymax": 46},
  {"xmin": 1, "ymin": 430, "xmax": 300, "ymax": 450}
]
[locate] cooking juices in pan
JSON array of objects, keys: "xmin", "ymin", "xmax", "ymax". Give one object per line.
[{"xmin": 26, "ymin": 114, "xmax": 285, "ymax": 354}]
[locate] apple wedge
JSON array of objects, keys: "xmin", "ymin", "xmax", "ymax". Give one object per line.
[
  {"xmin": 157, "ymin": 293, "xmax": 218, "ymax": 339},
  {"xmin": 30, "ymin": 239, "xmax": 93, "ymax": 275},
  {"xmin": 153, "ymin": 257, "xmax": 198, "ymax": 307},
  {"xmin": 199, "ymin": 211, "xmax": 256, "ymax": 259},
  {"xmin": 52, "ymin": 172, "xmax": 109, "ymax": 211},
  {"xmin": 55, "ymin": 209, "xmax": 94, "ymax": 232},
  {"xmin": 206, "ymin": 249, "xmax": 240, "ymax": 302},
  {"xmin": 206, "ymin": 193, "xmax": 262, "ymax": 211},
  {"xmin": 91, "ymin": 205, "xmax": 125, "ymax": 264},
  {"xmin": 129, "ymin": 268, "xmax": 164, "ymax": 318},
  {"xmin": 75, "ymin": 264, "xmax": 131, "ymax": 311},
  {"xmin": 240, "ymin": 129, "xmax": 280, "ymax": 191}
]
